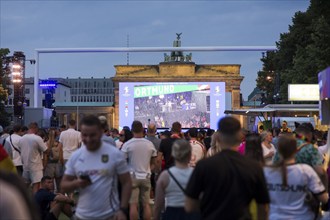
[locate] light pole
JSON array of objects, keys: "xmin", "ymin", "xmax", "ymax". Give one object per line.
[
  {"xmin": 10, "ymin": 51, "xmax": 36, "ymax": 124},
  {"xmin": 76, "ymin": 77, "xmax": 80, "ymax": 128},
  {"xmin": 12, "ymin": 52, "xmax": 25, "ymax": 124},
  {"xmin": 273, "ymin": 71, "xmax": 280, "ymax": 104}
]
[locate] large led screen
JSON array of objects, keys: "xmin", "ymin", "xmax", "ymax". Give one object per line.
[{"xmin": 119, "ymin": 82, "xmax": 226, "ymax": 129}]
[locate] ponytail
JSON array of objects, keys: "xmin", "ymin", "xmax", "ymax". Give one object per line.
[
  {"xmin": 279, "ymin": 159, "xmax": 288, "ymax": 187},
  {"xmin": 276, "ymin": 134, "xmax": 297, "ymax": 187}
]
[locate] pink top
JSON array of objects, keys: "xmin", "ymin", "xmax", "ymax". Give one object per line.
[{"xmin": 238, "ymin": 141, "xmax": 246, "ymax": 155}]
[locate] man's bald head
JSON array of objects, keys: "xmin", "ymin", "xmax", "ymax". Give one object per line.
[{"xmin": 147, "ymin": 123, "xmax": 157, "ymax": 135}]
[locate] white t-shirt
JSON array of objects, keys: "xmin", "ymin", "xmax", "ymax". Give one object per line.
[
  {"xmin": 263, "ymin": 164, "xmax": 325, "ymax": 220},
  {"xmin": 262, "ymin": 143, "xmax": 276, "ymax": 165},
  {"xmin": 19, "ymin": 133, "xmax": 47, "ymax": 171},
  {"xmin": 121, "ymin": 138, "xmax": 157, "ymax": 179},
  {"xmin": 59, "ymin": 128, "xmax": 81, "ymax": 160},
  {"xmin": 5, "ymin": 134, "xmax": 22, "ymax": 166},
  {"xmin": 65, "ymin": 142, "xmax": 129, "ymax": 219},
  {"xmin": 115, "ymin": 140, "xmax": 123, "ymax": 149},
  {"xmin": 189, "ymin": 140, "xmax": 205, "ymax": 167}
]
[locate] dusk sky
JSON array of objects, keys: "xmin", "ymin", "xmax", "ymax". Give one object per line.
[{"xmin": 1, "ymin": 0, "xmax": 310, "ymax": 99}]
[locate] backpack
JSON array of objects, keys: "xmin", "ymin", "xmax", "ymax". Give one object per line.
[{"xmin": 49, "ymin": 144, "xmax": 60, "ymax": 161}]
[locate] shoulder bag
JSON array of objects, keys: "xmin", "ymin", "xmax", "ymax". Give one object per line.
[
  {"xmin": 9, "ymin": 135, "xmax": 21, "ymax": 154},
  {"xmin": 167, "ymin": 168, "xmax": 185, "ymax": 193},
  {"xmin": 300, "ymin": 164, "xmax": 321, "ymax": 220}
]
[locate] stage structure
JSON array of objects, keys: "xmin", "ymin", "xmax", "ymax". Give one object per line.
[
  {"xmin": 34, "ymin": 36, "xmax": 276, "ymax": 128},
  {"xmin": 113, "ymin": 35, "xmax": 244, "ymax": 129}
]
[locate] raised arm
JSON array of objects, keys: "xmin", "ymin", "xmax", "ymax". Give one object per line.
[
  {"xmin": 37, "ymin": 136, "xmax": 48, "ymax": 153},
  {"xmin": 60, "ymin": 174, "xmax": 91, "ymax": 193}
]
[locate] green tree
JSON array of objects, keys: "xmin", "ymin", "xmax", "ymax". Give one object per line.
[
  {"xmin": 256, "ymin": 52, "xmax": 276, "ymax": 104},
  {"xmin": 256, "ymin": 0, "xmax": 330, "ymax": 103},
  {"xmin": 0, "ymin": 48, "xmax": 11, "ymax": 127}
]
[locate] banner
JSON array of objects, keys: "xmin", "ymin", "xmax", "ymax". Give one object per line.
[
  {"xmin": 288, "ymin": 84, "xmax": 319, "ymax": 101},
  {"xmin": 134, "ymin": 84, "xmax": 200, "ymax": 98}
]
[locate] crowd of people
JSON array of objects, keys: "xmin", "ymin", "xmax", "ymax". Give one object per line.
[
  {"xmin": 0, "ymin": 115, "xmax": 329, "ymax": 220},
  {"xmin": 134, "ymin": 91, "xmax": 210, "ymax": 128}
]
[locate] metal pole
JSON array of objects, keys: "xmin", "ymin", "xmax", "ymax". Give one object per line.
[
  {"xmin": 34, "ymin": 45, "xmax": 277, "ymax": 108},
  {"xmin": 36, "ymin": 46, "xmax": 277, "ymax": 53},
  {"xmin": 76, "ymin": 78, "xmax": 79, "ymax": 129},
  {"xmin": 34, "ymin": 51, "xmax": 39, "ymax": 107},
  {"xmin": 22, "ymin": 55, "xmax": 26, "ymax": 125}
]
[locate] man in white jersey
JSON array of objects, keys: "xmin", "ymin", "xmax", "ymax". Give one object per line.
[
  {"xmin": 121, "ymin": 120, "xmax": 157, "ymax": 220},
  {"xmin": 61, "ymin": 115, "xmax": 132, "ymax": 220},
  {"xmin": 19, "ymin": 122, "xmax": 48, "ymax": 194},
  {"xmin": 187, "ymin": 127, "xmax": 206, "ymax": 167},
  {"xmin": 58, "ymin": 119, "xmax": 81, "ymax": 163}
]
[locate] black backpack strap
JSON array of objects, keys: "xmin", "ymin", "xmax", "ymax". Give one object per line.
[
  {"xmin": 167, "ymin": 168, "xmax": 186, "ymax": 193},
  {"xmin": 9, "ymin": 135, "xmax": 21, "ymax": 154}
]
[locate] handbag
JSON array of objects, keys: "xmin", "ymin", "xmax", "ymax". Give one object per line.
[
  {"xmin": 9, "ymin": 135, "xmax": 21, "ymax": 154},
  {"xmin": 305, "ymin": 190, "xmax": 320, "ymax": 218},
  {"xmin": 300, "ymin": 164, "xmax": 321, "ymax": 220}
]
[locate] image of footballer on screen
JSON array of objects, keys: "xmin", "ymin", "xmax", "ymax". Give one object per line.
[{"xmin": 134, "ymin": 84, "xmax": 211, "ymax": 128}]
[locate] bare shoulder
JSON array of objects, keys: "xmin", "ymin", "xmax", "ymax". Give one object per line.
[{"xmin": 157, "ymin": 170, "xmax": 170, "ymax": 188}]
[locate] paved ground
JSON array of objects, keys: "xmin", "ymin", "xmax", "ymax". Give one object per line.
[
  {"xmin": 58, "ymin": 202, "xmax": 330, "ymax": 220},
  {"xmin": 58, "ymin": 200, "xmax": 156, "ymax": 220}
]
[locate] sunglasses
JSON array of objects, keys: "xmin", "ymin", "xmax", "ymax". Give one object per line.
[{"xmin": 119, "ymin": 134, "xmax": 125, "ymax": 137}]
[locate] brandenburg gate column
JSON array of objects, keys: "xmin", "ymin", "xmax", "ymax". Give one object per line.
[{"xmin": 231, "ymin": 86, "xmax": 241, "ymax": 109}]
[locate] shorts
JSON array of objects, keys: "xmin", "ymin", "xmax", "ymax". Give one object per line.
[
  {"xmin": 72, "ymin": 214, "xmax": 114, "ymax": 220},
  {"xmin": 44, "ymin": 163, "xmax": 63, "ymax": 178},
  {"xmin": 22, "ymin": 170, "xmax": 43, "ymax": 184},
  {"xmin": 130, "ymin": 177, "xmax": 151, "ymax": 204}
]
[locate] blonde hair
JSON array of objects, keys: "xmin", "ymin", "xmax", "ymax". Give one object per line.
[
  {"xmin": 260, "ymin": 131, "xmax": 271, "ymax": 142},
  {"xmin": 47, "ymin": 129, "xmax": 56, "ymax": 148},
  {"xmin": 207, "ymin": 131, "xmax": 221, "ymax": 157}
]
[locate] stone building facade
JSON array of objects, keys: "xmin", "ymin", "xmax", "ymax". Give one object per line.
[{"xmin": 52, "ymin": 77, "xmax": 115, "ymax": 127}]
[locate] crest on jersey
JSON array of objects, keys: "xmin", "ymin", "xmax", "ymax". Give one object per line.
[{"xmin": 102, "ymin": 154, "xmax": 109, "ymax": 163}]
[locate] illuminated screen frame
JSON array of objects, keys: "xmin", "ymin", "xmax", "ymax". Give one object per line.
[
  {"xmin": 119, "ymin": 82, "xmax": 226, "ymax": 129},
  {"xmin": 288, "ymin": 84, "xmax": 319, "ymax": 101}
]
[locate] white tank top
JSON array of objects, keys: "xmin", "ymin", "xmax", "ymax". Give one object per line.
[{"xmin": 165, "ymin": 166, "xmax": 193, "ymax": 207}]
